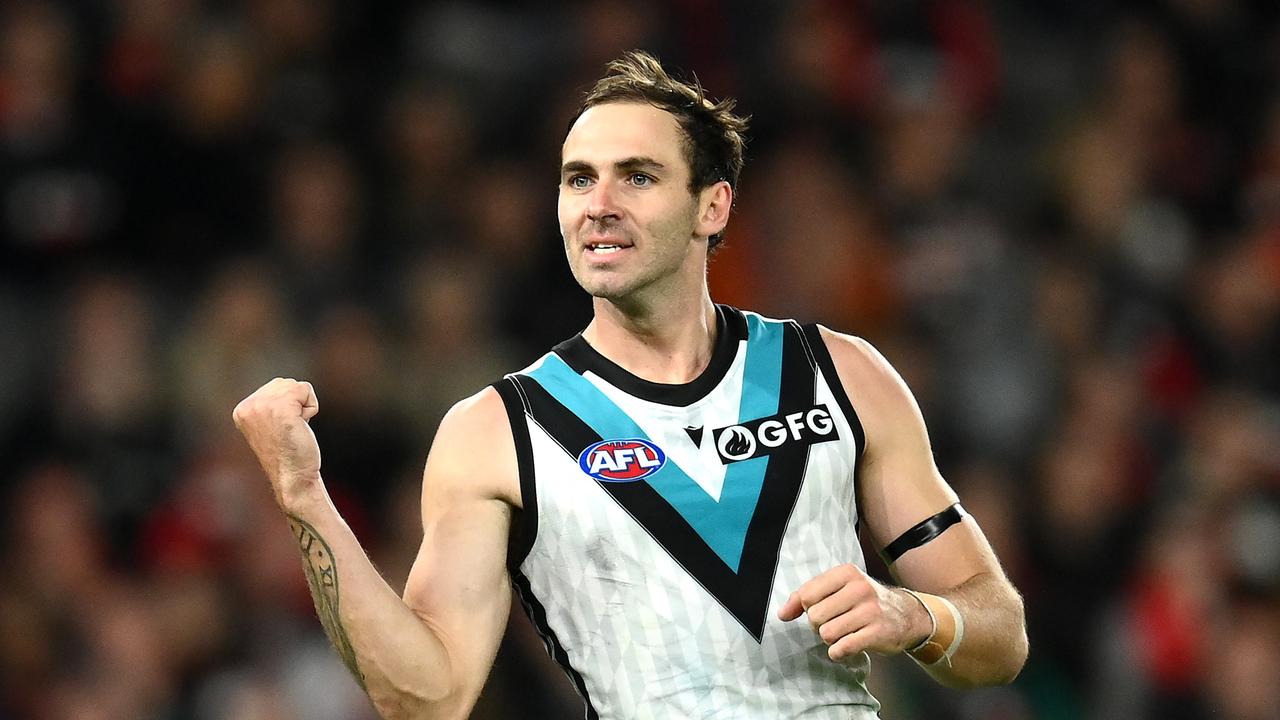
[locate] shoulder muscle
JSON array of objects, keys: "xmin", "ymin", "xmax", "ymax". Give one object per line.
[
  {"xmin": 816, "ymin": 328, "xmax": 956, "ymax": 539},
  {"xmin": 816, "ymin": 327, "xmax": 930, "ymax": 457},
  {"xmin": 422, "ymin": 385, "xmax": 522, "ymax": 513}
]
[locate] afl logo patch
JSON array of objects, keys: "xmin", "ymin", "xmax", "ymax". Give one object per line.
[{"xmin": 578, "ymin": 439, "xmax": 667, "ymax": 483}]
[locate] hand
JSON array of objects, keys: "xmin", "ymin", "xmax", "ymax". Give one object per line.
[
  {"xmin": 778, "ymin": 564, "xmax": 930, "ymax": 663},
  {"xmin": 232, "ymin": 378, "xmax": 323, "ymax": 508}
]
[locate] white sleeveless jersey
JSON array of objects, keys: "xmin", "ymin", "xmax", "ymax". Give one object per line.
[{"xmin": 492, "ymin": 306, "xmax": 880, "ymax": 719}]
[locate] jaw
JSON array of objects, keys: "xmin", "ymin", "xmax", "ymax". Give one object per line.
[
  {"xmin": 572, "ymin": 241, "xmax": 707, "ymax": 311},
  {"xmin": 563, "ymin": 208, "xmax": 707, "ymax": 308},
  {"xmin": 572, "ymin": 261, "xmax": 644, "ymax": 301}
]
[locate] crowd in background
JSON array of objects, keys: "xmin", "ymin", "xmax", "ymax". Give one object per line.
[{"xmin": 2, "ymin": 1, "xmax": 1279, "ymax": 718}]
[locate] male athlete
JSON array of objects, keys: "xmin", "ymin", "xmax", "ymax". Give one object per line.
[{"xmin": 233, "ymin": 51, "xmax": 1027, "ymax": 719}]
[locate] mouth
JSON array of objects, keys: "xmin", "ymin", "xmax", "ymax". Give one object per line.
[
  {"xmin": 584, "ymin": 236, "xmax": 634, "ymax": 256},
  {"xmin": 587, "ymin": 243, "xmax": 628, "ymax": 255}
]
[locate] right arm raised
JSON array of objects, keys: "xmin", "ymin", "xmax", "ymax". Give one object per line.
[{"xmin": 233, "ymin": 380, "xmax": 519, "ymax": 720}]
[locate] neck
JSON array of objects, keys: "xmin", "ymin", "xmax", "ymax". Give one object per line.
[{"xmin": 583, "ymin": 291, "xmax": 719, "ymax": 385}]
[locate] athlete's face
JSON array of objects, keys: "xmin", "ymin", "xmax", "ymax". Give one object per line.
[{"xmin": 559, "ymin": 102, "xmax": 725, "ymax": 302}]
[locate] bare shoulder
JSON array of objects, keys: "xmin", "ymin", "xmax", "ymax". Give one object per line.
[
  {"xmin": 423, "ymin": 385, "xmax": 522, "ymax": 510},
  {"xmin": 814, "ymin": 326, "xmax": 922, "ymax": 437},
  {"xmin": 439, "ymin": 385, "xmax": 510, "ymax": 436},
  {"xmin": 815, "ymin": 327, "xmax": 893, "ymax": 380},
  {"xmin": 817, "ymin": 326, "xmax": 964, "ymax": 554}
]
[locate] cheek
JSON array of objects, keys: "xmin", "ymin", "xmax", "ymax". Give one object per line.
[
  {"xmin": 557, "ymin": 196, "xmax": 579, "ymax": 235},
  {"xmin": 646, "ymin": 198, "xmax": 699, "ymax": 243}
]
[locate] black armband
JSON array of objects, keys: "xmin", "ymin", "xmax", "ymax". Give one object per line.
[{"xmin": 881, "ymin": 503, "xmax": 967, "ymax": 563}]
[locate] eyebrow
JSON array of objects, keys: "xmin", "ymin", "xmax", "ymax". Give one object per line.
[{"xmin": 560, "ymin": 156, "xmax": 667, "ymax": 178}]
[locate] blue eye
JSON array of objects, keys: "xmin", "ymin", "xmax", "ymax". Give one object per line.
[
  {"xmin": 630, "ymin": 173, "xmax": 652, "ymax": 187},
  {"xmin": 568, "ymin": 175, "xmax": 592, "ymax": 189}
]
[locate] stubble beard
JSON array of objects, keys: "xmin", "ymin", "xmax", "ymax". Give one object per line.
[
  {"xmin": 566, "ymin": 222, "xmax": 643, "ymax": 300},
  {"xmin": 565, "ymin": 201, "xmax": 702, "ymax": 304},
  {"xmin": 572, "ymin": 232, "xmax": 692, "ymax": 305}
]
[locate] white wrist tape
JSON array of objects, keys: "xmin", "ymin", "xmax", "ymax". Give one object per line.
[{"xmin": 902, "ymin": 589, "xmax": 965, "ymax": 669}]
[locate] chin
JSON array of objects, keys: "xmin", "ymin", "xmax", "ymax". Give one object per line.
[
  {"xmin": 583, "ymin": 283, "xmax": 631, "ymax": 301},
  {"xmin": 573, "ymin": 268, "xmax": 631, "ymax": 300}
]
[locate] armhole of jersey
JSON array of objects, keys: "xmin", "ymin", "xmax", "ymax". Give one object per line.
[
  {"xmin": 799, "ymin": 324, "xmax": 867, "ymax": 460},
  {"xmin": 493, "ymin": 376, "xmax": 538, "ymax": 571}
]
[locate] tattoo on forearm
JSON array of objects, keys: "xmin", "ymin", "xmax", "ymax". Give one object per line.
[{"xmin": 288, "ymin": 514, "xmax": 367, "ymax": 689}]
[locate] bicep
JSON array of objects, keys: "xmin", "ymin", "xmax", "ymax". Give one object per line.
[
  {"xmin": 823, "ymin": 329, "xmax": 1003, "ymax": 592},
  {"xmin": 858, "ymin": 422, "xmax": 997, "ymax": 593},
  {"xmin": 401, "ymin": 390, "xmax": 518, "ymax": 697},
  {"xmin": 403, "ymin": 494, "xmax": 513, "ymax": 681}
]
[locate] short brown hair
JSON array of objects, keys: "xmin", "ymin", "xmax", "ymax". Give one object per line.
[{"xmin": 576, "ymin": 50, "xmax": 748, "ymax": 248}]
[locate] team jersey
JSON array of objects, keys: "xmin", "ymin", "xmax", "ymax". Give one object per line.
[{"xmin": 492, "ymin": 305, "xmax": 880, "ymax": 719}]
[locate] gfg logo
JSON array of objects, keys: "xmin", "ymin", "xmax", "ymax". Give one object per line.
[
  {"xmin": 713, "ymin": 407, "xmax": 837, "ymax": 463},
  {"xmin": 578, "ymin": 439, "xmax": 667, "ymax": 483}
]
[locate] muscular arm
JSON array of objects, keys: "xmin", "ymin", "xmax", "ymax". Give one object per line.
[
  {"xmin": 780, "ymin": 330, "xmax": 1027, "ymax": 688},
  {"xmin": 234, "ymin": 380, "xmax": 517, "ymax": 719}
]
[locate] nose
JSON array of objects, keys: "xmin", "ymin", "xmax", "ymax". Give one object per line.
[{"xmin": 586, "ymin": 179, "xmax": 621, "ymax": 223}]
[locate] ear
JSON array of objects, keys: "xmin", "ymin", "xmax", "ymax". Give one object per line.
[{"xmin": 695, "ymin": 181, "xmax": 733, "ymax": 239}]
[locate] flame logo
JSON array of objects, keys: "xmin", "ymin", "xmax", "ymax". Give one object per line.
[
  {"xmin": 724, "ymin": 429, "xmax": 751, "ymax": 455},
  {"xmin": 717, "ymin": 426, "xmax": 756, "ymax": 461}
]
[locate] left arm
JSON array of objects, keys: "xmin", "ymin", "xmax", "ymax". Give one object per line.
[{"xmin": 778, "ymin": 328, "xmax": 1027, "ymax": 688}]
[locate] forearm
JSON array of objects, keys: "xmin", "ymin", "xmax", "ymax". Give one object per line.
[
  {"xmin": 232, "ymin": 379, "xmax": 512, "ymax": 718},
  {"xmin": 283, "ymin": 482, "xmax": 474, "ymax": 719},
  {"xmin": 903, "ymin": 572, "xmax": 1027, "ymax": 688}
]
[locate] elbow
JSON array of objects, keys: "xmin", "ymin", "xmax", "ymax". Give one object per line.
[
  {"xmin": 1010, "ymin": 621, "xmax": 1031, "ymax": 681},
  {"xmin": 368, "ymin": 680, "xmax": 470, "ymax": 720},
  {"xmin": 1006, "ymin": 593, "xmax": 1030, "ymax": 680},
  {"xmin": 936, "ymin": 636, "xmax": 1027, "ymax": 690},
  {"xmin": 989, "ymin": 627, "xmax": 1030, "ymax": 686},
  {"xmin": 980, "ymin": 591, "xmax": 1030, "ymax": 687},
  {"xmin": 985, "ymin": 578, "xmax": 1029, "ymax": 686},
  {"xmin": 368, "ymin": 684, "xmax": 436, "ymax": 720},
  {"xmin": 988, "ymin": 598, "xmax": 1030, "ymax": 686},
  {"xmin": 370, "ymin": 696, "xmax": 468, "ymax": 720},
  {"xmin": 370, "ymin": 693, "xmax": 429, "ymax": 720},
  {"xmin": 940, "ymin": 593, "xmax": 1029, "ymax": 689}
]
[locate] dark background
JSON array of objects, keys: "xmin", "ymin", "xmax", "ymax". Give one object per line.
[{"xmin": 2, "ymin": 1, "xmax": 1279, "ymax": 718}]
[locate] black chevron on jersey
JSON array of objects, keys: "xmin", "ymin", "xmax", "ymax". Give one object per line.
[{"xmin": 511, "ymin": 321, "xmax": 816, "ymax": 641}]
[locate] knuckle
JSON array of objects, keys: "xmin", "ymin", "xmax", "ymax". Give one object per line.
[
  {"xmin": 818, "ymin": 622, "xmax": 842, "ymax": 644},
  {"xmin": 848, "ymin": 578, "xmax": 873, "ymax": 599}
]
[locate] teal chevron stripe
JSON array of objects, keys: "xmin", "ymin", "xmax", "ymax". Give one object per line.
[
  {"xmin": 528, "ymin": 318, "xmax": 787, "ymax": 573},
  {"xmin": 717, "ymin": 314, "xmax": 784, "ymax": 566},
  {"xmin": 737, "ymin": 313, "xmax": 784, "ymax": 422},
  {"xmin": 524, "ymin": 316, "xmax": 783, "ymax": 573},
  {"xmin": 529, "ymin": 355, "xmax": 743, "ymax": 567}
]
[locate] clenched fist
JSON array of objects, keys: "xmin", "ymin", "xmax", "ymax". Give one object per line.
[
  {"xmin": 232, "ymin": 378, "xmax": 323, "ymax": 508},
  {"xmin": 778, "ymin": 564, "xmax": 930, "ymax": 663}
]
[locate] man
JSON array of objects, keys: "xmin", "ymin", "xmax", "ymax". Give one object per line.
[{"xmin": 233, "ymin": 51, "xmax": 1027, "ymax": 719}]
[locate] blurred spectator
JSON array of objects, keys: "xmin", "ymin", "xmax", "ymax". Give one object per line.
[
  {"xmin": 0, "ymin": 1, "xmax": 118, "ymax": 275},
  {"xmin": 267, "ymin": 140, "xmax": 371, "ymax": 310},
  {"xmin": 393, "ymin": 252, "xmax": 513, "ymax": 441},
  {"xmin": 380, "ymin": 84, "xmax": 474, "ymax": 255},
  {"xmin": 170, "ymin": 257, "xmax": 307, "ymax": 444}
]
